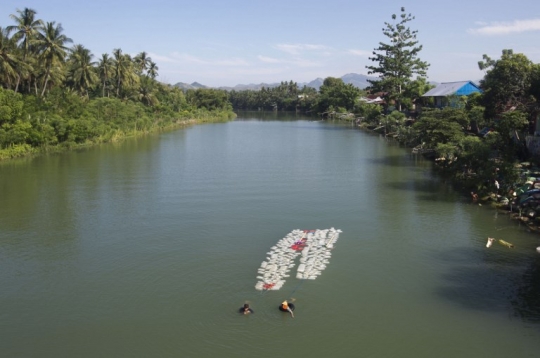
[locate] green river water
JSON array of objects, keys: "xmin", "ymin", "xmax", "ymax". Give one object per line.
[{"xmin": 1, "ymin": 111, "xmax": 539, "ymax": 357}]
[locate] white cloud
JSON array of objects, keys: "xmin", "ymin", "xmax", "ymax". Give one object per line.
[
  {"xmin": 469, "ymin": 18, "xmax": 540, "ymax": 35},
  {"xmin": 170, "ymin": 52, "xmax": 208, "ymax": 64},
  {"xmin": 348, "ymin": 49, "xmax": 371, "ymax": 57},
  {"xmin": 228, "ymin": 67, "xmax": 287, "ymax": 76},
  {"xmin": 215, "ymin": 58, "xmax": 250, "ymax": 66},
  {"xmin": 275, "ymin": 43, "xmax": 330, "ymax": 55},
  {"xmin": 257, "ymin": 55, "xmax": 283, "ymax": 63},
  {"xmin": 148, "ymin": 52, "xmax": 206, "ymax": 64},
  {"xmin": 149, "ymin": 52, "xmax": 248, "ymax": 66},
  {"xmin": 257, "ymin": 55, "xmax": 321, "ymax": 68},
  {"xmin": 148, "ymin": 53, "xmax": 177, "ymax": 63},
  {"xmin": 290, "ymin": 58, "xmax": 322, "ymax": 68}
]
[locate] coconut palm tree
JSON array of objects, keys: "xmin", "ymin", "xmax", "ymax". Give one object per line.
[
  {"xmin": 138, "ymin": 75, "xmax": 159, "ymax": 106},
  {"xmin": 9, "ymin": 55, "xmax": 32, "ymax": 93},
  {"xmin": 7, "ymin": 7, "xmax": 43, "ymax": 92},
  {"xmin": 34, "ymin": 21, "xmax": 72, "ymax": 96},
  {"xmin": 0, "ymin": 27, "xmax": 21, "ymax": 89},
  {"xmin": 113, "ymin": 48, "xmax": 126, "ymax": 96},
  {"xmin": 134, "ymin": 51, "xmax": 151, "ymax": 74},
  {"xmin": 147, "ymin": 61, "xmax": 159, "ymax": 79},
  {"xmin": 97, "ymin": 53, "xmax": 114, "ymax": 97},
  {"xmin": 7, "ymin": 8, "xmax": 42, "ymax": 59},
  {"xmin": 29, "ymin": 56, "xmax": 64, "ymax": 95},
  {"xmin": 67, "ymin": 44, "xmax": 97, "ymax": 98},
  {"xmin": 112, "ymin": 48, "xmax": 139, "ymax": 97}
]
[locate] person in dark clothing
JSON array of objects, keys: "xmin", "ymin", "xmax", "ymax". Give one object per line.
[{"xmin": 241, "ymin": 303, "xmax": 253, "ymax": 315}]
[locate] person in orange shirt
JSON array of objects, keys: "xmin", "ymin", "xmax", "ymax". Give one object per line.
[{"xmin": 280, "ymin": 300, "xmax": 294, "ymax": 318}]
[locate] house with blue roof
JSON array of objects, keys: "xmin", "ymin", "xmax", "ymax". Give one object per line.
[{"xmin": 422, "ymin": 81, "xmax": 482, "ymax": 108}]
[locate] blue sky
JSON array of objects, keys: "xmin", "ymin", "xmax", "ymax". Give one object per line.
[{"xmin": 2, "ymin": 0, "xmax": 540, "ymax": 87}]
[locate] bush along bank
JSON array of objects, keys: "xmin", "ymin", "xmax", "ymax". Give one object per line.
[
  {"xmin": 353, "ymin": 102, "xmax": 540, "ymax": 234},
  {"xmin": 0, "ymin": 87, "xmax": 236, "ymax": 160}
]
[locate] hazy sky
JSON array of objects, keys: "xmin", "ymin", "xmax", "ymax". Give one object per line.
[{"xmin": 2, "ymin": 0, "xmax": 540, "ymax": 87}]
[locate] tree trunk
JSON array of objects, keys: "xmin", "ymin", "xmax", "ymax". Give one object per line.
[
  {"xmin": 14, "ymin": 75, "xmax": 20, "ymax": 93},
  {"xmin": 41, "ymin": 68, "xmax": 50, "ymax": 97},
  {"xmin": 398, "ymin": 84, "xmax": 402, "ymax": 112}
]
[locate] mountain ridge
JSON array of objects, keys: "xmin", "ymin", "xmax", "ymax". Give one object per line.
[{"xmin": 173, "ymin": 73, "xmax": 379, "ymax": 91}]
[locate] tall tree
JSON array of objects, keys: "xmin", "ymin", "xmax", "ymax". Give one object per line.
[
  {"xmin": 7, "ymin": 8, "xmax": 42, "ymax": 60},
  {"xmin": 0, "ymin": 27, "xmax": 21, "ymax": 89},
  {"xmin": 479, "ymin": 49, "xmax": 535, "ymax": 118},
  {"xmin": 366, "ymin": 7, "xmax": 429, "ymax": 111},
  {"xmin": 7, "ymin": 7, "xmax": 43, "ymax": 92},
  {"xmin": 112, "ymin": 48, "xmax": 139, "ymax": 97},
  {"xmin": 34, "ymin": 21, "xmax": 72, "ymax": 96},
  {"xmin": 316, "ymin": 77, "xmax": 360, "ymax": 113},
  {"xmin": 67, "ymin": 44, "xmax": 97, "ymax": 98},
  {"xmin": 97, "ymin": 53, "xmax": 114, "ymax": 97},
  {"xmin": 134, "ymin": 51, "xmax": 151, "ymax": 74},
  {"xmin": 138, "ymin": 75, "xmax": 159, "ymax": 106},
  {"xmin": 147, "ymin": 61, "xmax": 159, "ymax": 79},
  {"xmin": 402, "ymin": 77, "xmax": 434, "ymax": 109}
]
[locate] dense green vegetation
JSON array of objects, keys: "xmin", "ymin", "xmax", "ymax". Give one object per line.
[
  {"xmin": 358, "ymin": 47, "xmax": 540, "ymax": 194},
  {"xmin": 228, "ymin": 81, "xmax": 319, "ymax": 112},
  {"xmin": 228, "ymin": 77, "xmax": 364, "ymax": 115},
  {"xmin": 0, "ymin": 7, "xmax": 235, "ymax": 160}
]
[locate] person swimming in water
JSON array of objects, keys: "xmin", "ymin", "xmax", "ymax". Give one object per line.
[
  {"xmin": 241, "ymin": 303, "xmax": 253, "ymax": 315},
  {"xmin": 280, "ymin": 300, "xmax": 294, "ymax": 318}
]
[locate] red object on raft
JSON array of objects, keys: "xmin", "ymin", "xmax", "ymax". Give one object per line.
[
  {"xmin": 291, "ymin": 237, "xmax": 307, "ymax": 251},
  {"xmin": 262, "ymin": 283, "xmax": 275, "ymax": 290}
]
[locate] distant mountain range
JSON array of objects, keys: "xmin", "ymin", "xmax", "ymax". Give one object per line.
[{"xmin": 173, "ymin": 73, "xmax": 379, "ymax": 91}]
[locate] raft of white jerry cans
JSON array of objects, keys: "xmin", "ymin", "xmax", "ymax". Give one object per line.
[{"xmin": 254, "ymin": 228, "xmax": 342, "ymax": 291}]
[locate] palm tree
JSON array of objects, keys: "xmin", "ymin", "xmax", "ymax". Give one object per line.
[
  {"xmin": 9, "ymin": 55, "xmax": 32, "ymax": 93},
  {"xmin": 7, "ymin": 7, "xmax": 43, "ymax": 92},
  {"xmin": 7, "ymin": 8, "xmax": 42, "ymax": 59},
  {"xmin": 0, "ymin": 27, "xmax": 21, "ymax": 89},
  {"xmin": 67, "ymin": 44, "xmax": 97, "ymax": 98},
  {"xmin": 147, "ymin": 61, "xmax": 159, "ymax": 79},
  {"xmin": 113, "ymin": 48, "xmax": 126, "ymax": 96},
  {"xmin": 34, "ymin": 21, "xmax": 72, "ymax": 96},
  {"xmin": 112, "ymin": 48, "xmax": 139, "ymax": 97},
  {"xmin": 97, "ymin": 53, "xmax": 114, "ymax": 97},
  {"xmin": 134, "ymin": 51, "xmax": 151, "ymax": 74},
  {"xmin": 138, "ymin": 76, "xmax": 159, "ymax": 106},
  {"xmin": 32, "ymin": 57, "xmax": 65, "ymax": 95}
]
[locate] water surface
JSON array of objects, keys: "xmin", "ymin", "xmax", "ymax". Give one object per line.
[{"xmin": 1, "ymin": 112, "xmax": 539, "ymax": 357}]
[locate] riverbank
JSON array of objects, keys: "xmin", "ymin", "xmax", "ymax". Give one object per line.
[
  {"xmin": 0, "ymin": 87, "xmax": 236, "ymax": 162},
  {"xmin": 0, "ymin": 114, "xmax": 235, "ymax": 161},
  {"xmin": 358, "ymin": 119, "xmax": 540, "ymax": 242},
  {"xmin": 0, "ymin": 88, "xmax": 236, "ymax": 161}
]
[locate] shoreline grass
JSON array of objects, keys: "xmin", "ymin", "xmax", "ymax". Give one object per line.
[{"xmin": 0, "ymin": 113, "xmax": 236, "ymax": 161}]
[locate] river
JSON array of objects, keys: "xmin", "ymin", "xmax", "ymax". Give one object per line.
[{"xmin": 1, "ymin": 111, "xmax": 539, "ymax": 357}]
